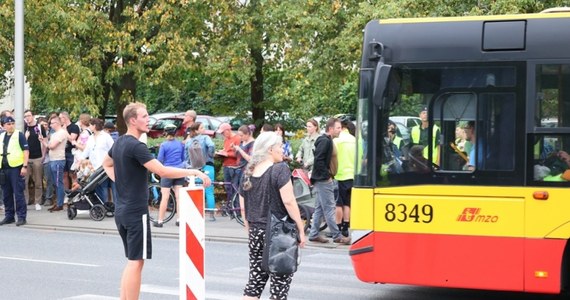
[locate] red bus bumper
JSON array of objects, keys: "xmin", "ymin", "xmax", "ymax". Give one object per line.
[{"xmin": 349, "ymin": 231, "xmax": 566, "ymax": 294}]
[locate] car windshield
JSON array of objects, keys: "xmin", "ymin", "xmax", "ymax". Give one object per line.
[{"xmin": 154, "ymin": 119, "xmax": 180, "ymax": 130}]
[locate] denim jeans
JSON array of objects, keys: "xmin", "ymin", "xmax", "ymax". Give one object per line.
[
  {"xmin": 223, "ymin": 166, "xmax": 241, "ymax": 205},
  {"xmin": 50, "ymin": 160, "xmax": 65, "ymax": 207},
  {"xmin": 43, "ymin": 163, "xmax": 54, "ymax": 200},
  {"xmin": 309, "ymin": 179, "xmax": 341, "ymax": 240},
  {"xmin": 95, "ymin": 177, "xmax": 112, "ymax": 203}
]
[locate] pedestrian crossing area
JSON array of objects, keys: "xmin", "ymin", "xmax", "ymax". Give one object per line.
[{"xmin": 205, "ymin": 248, "xmax": 366, "ymax": 300}]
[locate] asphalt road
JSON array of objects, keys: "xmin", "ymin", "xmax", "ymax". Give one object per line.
[{"xmin": 1, "ymin": 227, "xmax": 568, "ymax": 300}]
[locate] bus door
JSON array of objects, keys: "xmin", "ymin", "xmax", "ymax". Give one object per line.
[{"xmin": 374, "ymin": 89, "xmax": 526, "ymax": 290}]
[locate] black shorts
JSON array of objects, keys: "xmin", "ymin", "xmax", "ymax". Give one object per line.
[
  {"xmin": 336, "ymin": 179, "xmax": 353, "ymax": 207},
  {"xmin": 115, "ymin": 213, "xmax": 152, "ymax": 260},
  {"xmin": 64, "ymin": 153, "xmax": 74, "ymax": 172}
]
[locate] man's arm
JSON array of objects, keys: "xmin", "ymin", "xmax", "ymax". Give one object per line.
[
  {"xmin": 48, "ymin": 132, "xmax": 63, "ymax": 150},
  {"xmin": 102, "ymin": 154, "xmax": 115, "ymax": 181},
  {"xmin": 144, "ymin": 159, "xmax": 211, "ymax": 187}
]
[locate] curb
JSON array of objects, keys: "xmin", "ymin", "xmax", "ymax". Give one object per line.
[
  {"xmin": 24, "ymin": 224, "xmax": 179, "ymax": 239},
  {"xmin": 24, "ymin": 224, "xmax": 246, "ymax": 242}
]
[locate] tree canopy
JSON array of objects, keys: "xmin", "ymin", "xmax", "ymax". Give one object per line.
[{"xmin": 1, "ymin": 0, "xmax": 568, "ymax": 132}]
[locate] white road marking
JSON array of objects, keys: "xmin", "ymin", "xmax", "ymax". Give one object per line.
[
  {"xmin": 140, "ymin": 284, "xmax": 179, "ymax": 296},
  {"xmin": 62, "ymin": 295, "xmax": 118, "ymax": 300},
  {"xmin": 0, "ymin": 256, "xmax": 99, "ymax": 267},
  {"xmin": 205, "ymin": 293, "xmax": 304, "ymax": 300}
]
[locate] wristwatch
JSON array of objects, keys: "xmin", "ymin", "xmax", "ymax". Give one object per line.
[{"xmin": 22, "ymin": 165, "xmax": 28, "ymax": 168}]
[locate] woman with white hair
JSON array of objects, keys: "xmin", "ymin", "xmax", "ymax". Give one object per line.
[{"xmin": 239, "ymin": 132, "xmax": 306, "ymax": 300}]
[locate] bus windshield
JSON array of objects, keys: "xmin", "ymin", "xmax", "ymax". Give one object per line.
[{"xmin": 357, "ymin": 63, "xmax": 524, "ymax": 187}]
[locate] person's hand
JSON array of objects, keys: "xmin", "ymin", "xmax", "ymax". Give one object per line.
[
  {"xmin": 25, "ymin": 130, "xmax": 30, "ymax": 140},
  {"xmin": 298, "ymin": 231, "xmax": 306, "ymax": 248},
  {"xmin": 197, "ymin": 171, "xmax": 211, "ymax": 187}
]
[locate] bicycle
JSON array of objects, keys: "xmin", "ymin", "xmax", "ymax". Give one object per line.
[
  {"xmin": 208, "ymin": 181, "xmax": 244, "ymax": 226},
  {"xmin": 147, "ymin": 173, "xmax": 177, "ymax": 224},
  {"xmin": 151, "ymin": 173, "xmax": 244, "ymax": 227}
]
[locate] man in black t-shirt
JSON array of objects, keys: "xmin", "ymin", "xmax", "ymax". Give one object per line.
[
  {"xmin": 23, "ymin": 109, "xmax": 47, "ymax": 208},
  {"xmin": 102, "ymin": 102, "xmax": 210, "ymax": 300}
]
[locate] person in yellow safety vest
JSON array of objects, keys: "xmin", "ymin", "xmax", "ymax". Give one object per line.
[
  {"xmin": 387, "ymin": 121, "xmax": 404, "ymax": 156},
  {"xmin": 410, "ymin": 106, "xmax": 440, "ymax": 164},
  {"xmin": 0, "ymin": 116, "xmax": 30, "ymax": 226}
]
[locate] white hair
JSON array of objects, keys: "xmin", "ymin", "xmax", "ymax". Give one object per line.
[{"xmin": 242, "ymin": 132, "xmax": 283, "ymax": 191}]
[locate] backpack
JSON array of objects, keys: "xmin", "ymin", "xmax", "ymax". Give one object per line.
[{"xmin": 188, "ymin": 138, "xmax": 206, "ymax": 169}]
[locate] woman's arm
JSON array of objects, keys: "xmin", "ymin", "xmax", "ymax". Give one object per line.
[
  {"xmin": 239, "ymin": 195, "xmax": 249, "ymax": 231},
  {"xmin": 279, "ymin": 180, "xmax": 306, "ymax": 248}
]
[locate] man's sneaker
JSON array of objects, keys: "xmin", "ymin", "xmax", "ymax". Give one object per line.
[
  {"xmin": 341, "ymin": 228, "xmax": 350, "ymax": 237},
  {"xmin": 309, "ymin": 236, "xmax": 330, "ymax": 243},
  {"xmin": 35, "ymin": 204, "xmax": 42, "ymax": 211},
  {"xmin": 0, "ymin": 217, "xmax": 15, "ymax": 225},
  {"xmin": 333, "ymin": 236, "xmax": 351, "ymax": 245},
  {"xmin": 0, "ymin": 205, "xmax": 4, "ymax": 212},
  {"xmin": 43, "ymin": 200, "xmax": 53, "ymax": 207},
  {"xmin": 16, "ymin": 219, "xmax": 26, "ymax": 226},
  {"xmin": 153, "ymin": 221, "xmax": 163, "ymax": 228}
]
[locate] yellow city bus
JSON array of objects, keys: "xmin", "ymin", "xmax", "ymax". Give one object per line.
[{"xmin": 350, "ymin": 12, "xmax": 570, "ymax": 295}]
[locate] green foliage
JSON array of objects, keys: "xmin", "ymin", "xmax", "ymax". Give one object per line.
[{"xmin": 2, "ymin": 0, "xmax": 569, "ymax": 128}]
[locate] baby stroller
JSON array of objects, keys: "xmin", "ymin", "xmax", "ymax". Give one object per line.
[
  {"xmin": 292, "ymin": 169, "xmax": 318, "ymax": 232},
  {"xmin": 66, "ymin": 167, "xmax": 115, "ymax": 221}
]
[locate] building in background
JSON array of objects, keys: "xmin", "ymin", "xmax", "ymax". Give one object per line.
[{"xmin": 1, "ymin": 71, "xmax": 31, "ymax": 112}]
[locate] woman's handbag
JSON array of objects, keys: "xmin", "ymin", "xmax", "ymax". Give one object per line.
[{"xmin": 262, "ymin": 212, "xmax": 300, "ymax": 275}]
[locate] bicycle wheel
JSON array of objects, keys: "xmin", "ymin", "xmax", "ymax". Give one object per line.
[
  {"xmin": 229, "ymin": 192, "xmax": 244, "ymax": 226},
  {"xmin": 147, "ymin": 184, "xmax": 177, "ymax": 223}
]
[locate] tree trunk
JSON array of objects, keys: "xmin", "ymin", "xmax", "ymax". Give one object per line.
[
  {"xmin": 250, "ymin": 45, "xmax": 264, "ymax": 133},
  {"xmin": 113, "ymin": 71, "xmax": 137, "ymax": 135}
]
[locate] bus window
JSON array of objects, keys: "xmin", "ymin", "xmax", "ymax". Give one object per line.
[
  {"xmin": 536, "ymin": 64, "xmax": 570, "ymax": 128},
  {"xmin": 435, "ymin": 92, "xmax": 516, "ymax": 172},
  {"xmin": 533, "ymin": 135, "xmax": 570, "ymax": 183}
]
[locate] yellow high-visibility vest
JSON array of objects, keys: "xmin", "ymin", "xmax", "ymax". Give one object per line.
[
  {"xmin": 411, "ymin": 125, "xmax": 439, "ymax": 162},
  {"xmin": 0, "ymin": 130, "xmax": 24, "ymax": 167}
]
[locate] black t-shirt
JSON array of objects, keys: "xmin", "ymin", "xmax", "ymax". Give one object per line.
[
  {"xmin": 65, "ymin": 123, "xmax": 81, "ymax": 154},
  {"xmin": 25, "ymin": 123, "xmax": 47, "ymax": 159},
  {"xmin": 109, "ymin": 135, "xmax": 155, "ymax": 217},
  {"xmin": 239, "ymin": 163, "xmax": 290, "ymax": 229}
]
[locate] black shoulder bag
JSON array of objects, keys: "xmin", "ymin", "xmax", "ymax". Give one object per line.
[{"xmin": 261, "ymin": 166, "xmax": 300, "ymax": 275}]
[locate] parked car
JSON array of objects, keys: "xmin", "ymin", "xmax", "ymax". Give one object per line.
[
  {"xmin": 389, "ymin": 116, "xmax": 421, "ymax": 128},
  {"xmin": 148, "ymin": 115, "xmax": 222, "ymax": 138},
  {"xmin": 104, "ymin": 115, "xmax": 117, "ymax": 125},
  {"xmin": 149, "ymin": 112, "xmax": 183, "ymax": 129}
]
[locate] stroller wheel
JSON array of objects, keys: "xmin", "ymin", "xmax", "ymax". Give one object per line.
[
  {"xmin": 89, "ymin": 204, "xmax": 106, "ymax": 221},
  {"xmin": 67, "ymin": 206, "xmax": 77, "ymax": 220},
  {"xmin": 298, "ymin": 204, "xmax": 312, "ymax": 233},
  {"xmin": 104, "ymin": 202, "xmax": 115, "ymax": 217}
]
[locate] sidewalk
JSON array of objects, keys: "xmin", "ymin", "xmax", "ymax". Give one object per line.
[
  {"xmin": 2, "ymin": 205, "xmax": 347, "ymax": 249},
  {"xmin": 1, "ymin": 205, "xmax": 248, "ymax": 242}
]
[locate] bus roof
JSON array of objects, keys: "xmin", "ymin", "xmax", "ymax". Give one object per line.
[
  {"xmin": 361, "ymin": 12, "xmax": 570, "ymax": 68},
  {"xmin": 378, "ymin": 12, "xmax": 570, "ymax": 24}
]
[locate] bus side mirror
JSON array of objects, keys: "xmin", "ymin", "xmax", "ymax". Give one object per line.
[{"xmin": 372, "ymin": 63, "xmax": 392, "ymax": 108}]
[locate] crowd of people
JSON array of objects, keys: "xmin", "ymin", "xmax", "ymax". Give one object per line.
[
  {"xmin": 0, "ymin": 109, "xmax": 120, "ymax": 226},
  {"xmin": 0, "ymin": 106, "xmax": 357, "ymax": 299}
]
